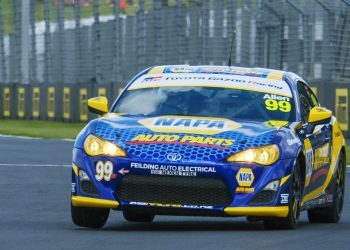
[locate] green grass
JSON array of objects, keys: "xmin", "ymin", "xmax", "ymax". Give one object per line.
[{"xmin": 0, "ymin": 120, "xmax": 85, "ymax": 139}]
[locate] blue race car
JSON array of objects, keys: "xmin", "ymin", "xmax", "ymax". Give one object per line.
[{"xmin": 71, "ymin": 65, "xmax": 346, "ymax": 229}]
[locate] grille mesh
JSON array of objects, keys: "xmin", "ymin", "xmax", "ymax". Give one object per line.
[
  {"xmin": 249, "ymin": 190, "xmax": 275, "ymax": 205},
  {"xmin": 80, "ymin": 180, "xmax": 99, "ymax": 196},
  {"xmin": 117, "ymin": 175, "xmax": 232, "ymax": 207}
]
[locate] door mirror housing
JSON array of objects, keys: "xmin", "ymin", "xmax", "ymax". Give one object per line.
[
  {"xmin": 308, "ymin": 107, "xmax": 332, "ymax": 124},
  {"xmin": 87, "ymin": 96, "xmax": 109, "ymax": 115},
  {"xmin": 306, "ymin": 107, "xmax": 332, "ymax": 134}
]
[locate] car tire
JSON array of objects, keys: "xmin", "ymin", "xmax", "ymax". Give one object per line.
[
  {"xmin": 123, "ymin": 210, "xmax": 155, "ymax": 222},
  {"xmin": 71, "ymin": 203, "xmax": 110, "ymax": 228},
  {"xmin": 264, "ymin": 161, "xmax": 302, "ymax": 230},
  {"xmin": 307, "ymin": 153, "xmax": 345, "ymax": 223}
]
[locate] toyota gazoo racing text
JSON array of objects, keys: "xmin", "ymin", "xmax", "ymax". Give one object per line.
[{"xmin": 71, "ymin": 65, "xmax": 346, "ymax": 229}]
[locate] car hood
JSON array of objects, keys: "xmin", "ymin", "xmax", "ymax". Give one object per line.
[{"xmin": 93, "ymin": 114, "xmax": 284, "ymax": 163}]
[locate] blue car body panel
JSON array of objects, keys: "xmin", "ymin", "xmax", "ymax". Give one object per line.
[{"xmin": 71, "ymin": 65, "xmax": 345, "ymax": 217}]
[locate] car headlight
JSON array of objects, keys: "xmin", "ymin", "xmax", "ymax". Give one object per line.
[
  {"xmin": 226, "ymin": 144, "xmax": 280, "ymax": 166},
  {"xmin": 84, "ymin": 135, "xmax": 127, "ymax": 157}
]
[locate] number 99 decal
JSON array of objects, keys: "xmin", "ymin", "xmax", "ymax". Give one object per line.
[
  {"xmin": 95, "ymin": 161, "xmax": 114, "ymax": 181},
  {"xmin": 265, "ymin": 99, "xmax": 291, "ymax": 112}
]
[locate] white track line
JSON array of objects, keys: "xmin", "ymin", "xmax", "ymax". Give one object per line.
[{"xmin": 0, "ymin": 163, "xmax": 71, "ymax": 168}]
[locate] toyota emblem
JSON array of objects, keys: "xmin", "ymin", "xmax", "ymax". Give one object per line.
[{"xmin": 166, "ymin": 153, "xmax": 182, "ymax": 162}]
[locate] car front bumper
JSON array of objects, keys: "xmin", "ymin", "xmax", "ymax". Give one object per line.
[{"xmin": 72, "ymin": 148, "xmax": 294, "ymax": 218}]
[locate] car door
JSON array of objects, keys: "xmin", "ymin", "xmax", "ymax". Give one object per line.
[{"xmin": 297, "ymin": 82, "xmax": 332, "ymax": 197}]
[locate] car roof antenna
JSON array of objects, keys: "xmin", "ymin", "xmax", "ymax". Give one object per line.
[{"xmin": 227, "ymin": 30, "xmax": 236, "ymax": 67}]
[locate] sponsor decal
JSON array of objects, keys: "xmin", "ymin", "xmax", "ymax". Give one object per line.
[
  {"xmin": 128, "ymin": 133, "xmax": 234, "ymax": 148},
  {"xmin": 287, "ymin": 138, "xmax": 299, "ymax": 146},
  {"xmin": 311, "ymin": 168, "xmax": 328, "ymax": 183},
  {"xmin": 130, "ymin": 162, "xmax": 216, "ymax": 177},
  {"xmin": 118, "ymin": 168, "xmax": 129, "ymax": 175},
  {"xmin": 95, "ymin": 161, "xmax": 116, "ymax": 181},
  {"xmin": 263, "ymin": 120, "xmax": 289, "ymax": 128},
  {"xmin": 236, "ymin": 168, "xmax": 254, "ymax": 187},
  {"xmin": 129, "ymin": 201, "xmax": 181, "ymax": 208},
  {"xmin": 263, "ymin": 94, "xmax": 290, "ymax": 101},
  {"xmin": 165, "ymin": 66, "xmax": 197, "ymax": 73},
  {"xmin": 166, "ymin": 153, "xmax": 182, "ymax": 162},
  {"xmin": 303, "ymin": 195, "xmax": 331, "ymax": 208},
  {"xmin": 235, "ymin": 187, "xmax": 254, "ymax": 193},
  {"xmin": 128, "ymin": 201, "xmax": 214, "ymax": 209},
  {"xmin": 138, "ymin": 116, "xmax": 241, "ymax": 135},
  {"xmin": 304, "ymin": 138, "xmax": 313, "ymax": 186},
  {"xmin": 280, "ymin": 194, "xmax": 289, "ymax": 204},
  {"xmin": 199, "ymin": 67, "xmax": 266, "ymax": 77},
  {"xmin": 128, "ymin": 73, "xmax": 292, "ymax": 97},
  {"xmin": 164, "ymin": 66, "xmax": 271, "ymax": 78},
  {"xmin": 313, "ymin": 143, "xmax": 330, "ymax": 170},
  {"xmin": 142, "ymin": 76, "xmax": 163, "ymax": 82},
  {"xmin": 71, "ymin": 183, "xmax": 76, "ymax": 193}
]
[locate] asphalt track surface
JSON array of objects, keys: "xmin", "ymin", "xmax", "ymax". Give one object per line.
[{"xmin": 1, "ymin": 135, "xmax": 350, "ymax": 250}]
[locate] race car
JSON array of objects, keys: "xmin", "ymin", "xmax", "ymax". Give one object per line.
[{"xmin": 71, "ymin": 65, "xmax": 346, "ymax": 229}]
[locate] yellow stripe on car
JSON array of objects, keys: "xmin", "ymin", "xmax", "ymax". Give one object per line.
[
  {"xmin": 267, "ymin": 71, "xmax": 284, "ymax": 80},
  {"xmin": 72, "ymin": 163, "xmax": 78, "ymax": 176},
  {"xmin": 224, "ymin": 206, "xmax": 289, "ymax": 217},
  {"xmin": 302, "ymin": 120, "xmax": 345, "ymax": 204},
  {"xmin": 280, "ymin": 174, "xmax": 291, "ymax": 186},
  {"xmin": 304, "ymin": 138, "xmax": 313, "ymax": 187},
  {"xmin": 71, "ymin": 196, "xmax": 119, "ymax": 208},
  {"xmin": 148, "ymin": 66, "xmax": 165, "ymax": 74}
]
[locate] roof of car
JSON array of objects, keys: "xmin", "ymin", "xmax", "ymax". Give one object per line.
[{"xmin": 146, "ymin": 65, "xmax": 304, "ymax": 85}]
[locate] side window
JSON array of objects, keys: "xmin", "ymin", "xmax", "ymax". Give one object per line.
[
  {"xmin": 305, "ymin": 87, "xmax": 319, "ymax": 107},
  {"xmin": 297, "ymin": 82, "xmax": 317, "ymax": 123}
]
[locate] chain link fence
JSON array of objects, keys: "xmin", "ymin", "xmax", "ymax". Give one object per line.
[
  {"xmin": 1, "ymin": 0, "xmax": 350, "ymax": 131},
  {"xmin": 0, "ymin": 0, "xmax": 349, "ymax": 86}
]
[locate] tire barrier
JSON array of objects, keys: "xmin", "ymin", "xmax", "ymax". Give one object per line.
[
  {"xmin": 47, "ymin": 86, "xmax": 56, "ymax": 120},
  {"xmin": 0, "ymin": 82, "xmax": 349, "ymax": 137},
  {"xmin": 32, "ymin": 87, "xmax": 40, "ymax": 119},
  {"xmin": 2, "ymin": 86, "xmax": 11, "ymax": 118},
  {"xmin": 0, "ymin": 83, "xmax": 123, "ymax": 123},
  {"xmin": 335, "ymin": 88, "xmax": 348, "ymax": 132}
]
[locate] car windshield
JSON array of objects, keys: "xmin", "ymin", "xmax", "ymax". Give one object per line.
[{"xmin": 113, "ymin": 86, "xmax": 295, "ymax": 122}]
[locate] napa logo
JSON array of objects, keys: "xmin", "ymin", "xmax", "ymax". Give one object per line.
[
  {"xmin": 236, "ymin": 168, "xmax": 254, "ymax": 187},
  {"xmin": 138, "ymin": 116, "xmax": 241, "ymax": 135}
]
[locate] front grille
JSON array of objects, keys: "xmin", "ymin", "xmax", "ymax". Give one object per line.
[
  {"xmin": 249, "ymin": 190, "xmax": 275, "ymax": 205},
  {"xmin": 80, "ymin": 180, "xmax": 99, "ymax": 196},
  {"xmin": 116, "ymin": 174, "xmax": 232, "ymax": 207}
]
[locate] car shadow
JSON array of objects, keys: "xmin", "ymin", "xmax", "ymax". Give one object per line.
[{"xmin": 95, "ymin": 219, "xmax": 311, "ymax": 232}]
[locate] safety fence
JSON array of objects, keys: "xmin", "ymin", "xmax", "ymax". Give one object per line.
[
  {"xmin": 0, "ymin": 0, "xmax": 350, "ymax": 137},
  {"xmin": 0, "ymin": 0, "xmax": 350, "ymax": 85},
  {"xmin": 0, "ymin": 81, "xmax": 350, "ymax": 137}
]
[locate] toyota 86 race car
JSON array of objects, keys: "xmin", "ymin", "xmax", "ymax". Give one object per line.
[{"xmin": 71, "ymin": 65, "xmax": 346, "ymax": 229}]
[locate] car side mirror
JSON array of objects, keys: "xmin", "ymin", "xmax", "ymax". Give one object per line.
[
  {"xmin": 87, "ymin": 96, "xmax": 109, "ymax": 115},
  {"xmin": 308, "ymin": 107, "xmax": 332, "ymax": 124},
  {"xmin": 306, "ymin": 107, "xmax": 332, "ymax": 134}
]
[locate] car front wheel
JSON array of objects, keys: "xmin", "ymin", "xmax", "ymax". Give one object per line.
[
  {"xmin": 71, "ymin": 203, "xmax": 110, "ymax": 228},
  {"xmin": 264, "ymin": 161, "xmax": 302, "ymax": 230}
]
